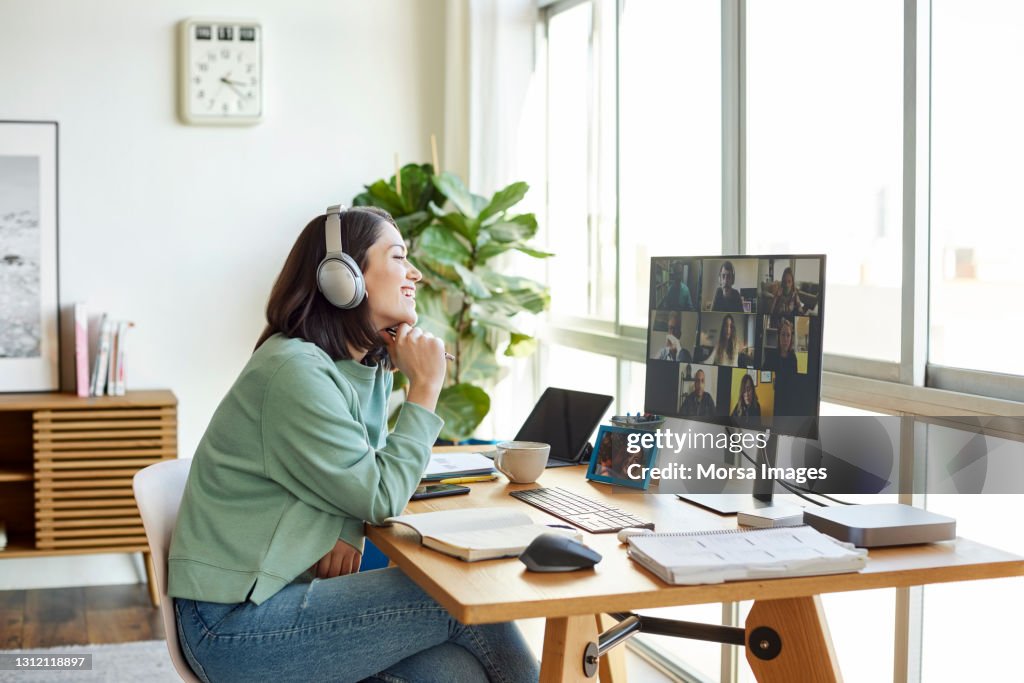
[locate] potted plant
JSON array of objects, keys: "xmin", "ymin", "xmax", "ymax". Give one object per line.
[{"xmin": 353, "ymin": 164, "xmax": 551, "ymax": 441}]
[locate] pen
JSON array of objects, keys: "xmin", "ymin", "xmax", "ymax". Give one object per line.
[{"xmin": 438, "ymin": 474, "xmax": 498, "ymax": 485}]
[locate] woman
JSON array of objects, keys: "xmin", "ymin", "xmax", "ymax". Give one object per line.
[
  {"xmin": 731, "ymin": 373, "xmax": 761, "ymax": 418},
  {"xmin": 770, "ymin": 267, "xmax": 805, "ymax": 317},
  {"xmin": 765, "ymin": 317, "xmax": 798, "ymax": 376},
  {"xmin": 711, "ymin": 261, "xmax": 744, "ymax": 312},
  {"xmin": 706, "ymin": 314, "xmax": 743, "ymax": 366},
  {"xmin": 168, "ymin": 206, "xmax": 538, "ymax": 683}
]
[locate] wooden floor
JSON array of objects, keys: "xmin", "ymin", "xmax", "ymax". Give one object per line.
[{"xmin": 0, "ymin": 583, "xmax": 163, "ymax": 649}]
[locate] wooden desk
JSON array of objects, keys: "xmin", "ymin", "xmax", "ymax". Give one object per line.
[{"xmin": 366, "ymin": 463, "xmax": 1024, "ymax": 682}]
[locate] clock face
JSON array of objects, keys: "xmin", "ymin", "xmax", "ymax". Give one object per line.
[{"xmin": 179, "ymin": 20, "xmax": 262, "ymax": 124}]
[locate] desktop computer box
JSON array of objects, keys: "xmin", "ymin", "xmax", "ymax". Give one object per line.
[{"xmin": 802, "ymin": 504, "xmax": 956, "ymax": 548}]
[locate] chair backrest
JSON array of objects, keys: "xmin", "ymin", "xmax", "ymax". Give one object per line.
[{"xmin": 133, "ymin": 458, "xmax": 202, "ymax": 683}]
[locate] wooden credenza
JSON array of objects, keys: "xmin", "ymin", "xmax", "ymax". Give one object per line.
[{"xmin": 0, "ymin": 390, "xmax": 177, "ymax": 602}]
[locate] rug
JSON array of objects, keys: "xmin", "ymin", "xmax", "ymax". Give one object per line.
[{"xmin": 0, "ymin": 640, "xmax": 179, "ymax": 682}]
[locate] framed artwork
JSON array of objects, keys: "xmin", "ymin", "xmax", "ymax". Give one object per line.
[
  {"xmin": 586, "ymin": 424, "xmax": 659, "ymax": 490},
  {"xmin": 0, "ymin": 121, "xmax": 59, "ymax": 392}
]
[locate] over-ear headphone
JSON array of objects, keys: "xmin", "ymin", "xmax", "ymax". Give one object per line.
[{"xmin": 316, "ymin": 204, "xmax": 366, "ymax": 309}]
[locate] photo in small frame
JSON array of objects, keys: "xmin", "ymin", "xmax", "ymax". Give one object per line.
[{"xmin": 586, "ymin": 425, "xmax": 659, "ymax": 490}]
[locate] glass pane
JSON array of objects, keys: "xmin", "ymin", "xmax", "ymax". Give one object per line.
[
  {"xmin": 619, "ymin": 0, "xmax": 722, "ymax": 327},
  {"xmin": 546, "ymin": 2, "xmax": 616, "ymax": 320},
  {"xmin": 929, "ymin": 1, "xmax": 1024, "ymax": 376},
  {"xmin": 746, "ymin": 0, "xmax": 903, "ymax": 362},
  {"xmin": 539, "ymin": 344, "xmax": 617, "ymax": 426}
]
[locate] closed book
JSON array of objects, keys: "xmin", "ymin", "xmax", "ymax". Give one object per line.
[
  {"xmin": 74, "ymin": 303, "xmax": 89, "ymax": 397},
  {"xmin": 628, "ymin": 525, "xmax": 867, "ymax": 585},
  {"xmin": 114, "ymin": 321, "xmax": 130, "ymax": 396},
  {"xmin": 384, "ymin": 507, "xmax": 580, "ymax": 562},
  {"xmin": 90, "ymin": 314, "xmax": 110, "ymax": 396},
  {"xmin": 0, "ymin": 520, "xmax": 7, "ymax": 550},
  {"xmin": 421, "ymin": 451, "xmax": 496, "ymax": 481}
]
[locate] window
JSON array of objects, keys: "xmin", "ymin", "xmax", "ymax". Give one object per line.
[
  {"xmin": 746, "ymin": 0, "xmax": 904, "ymax": 362},
  {"xmin": 929, "ymin": 0, "xmax": 1024, "ymax": 377},
  {"xmin": 619, "ymin": 0, "xmax": 722, "ymax": 328}
]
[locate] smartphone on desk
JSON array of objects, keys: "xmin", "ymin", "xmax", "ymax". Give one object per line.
[{"xmin": 411, "ymin": 483, "xmax": 471, "ymax": 500}]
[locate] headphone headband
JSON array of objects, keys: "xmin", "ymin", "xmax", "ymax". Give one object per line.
[{"xmin": 325, "ymin": 204, "xmax": 345, "ymax": 254}]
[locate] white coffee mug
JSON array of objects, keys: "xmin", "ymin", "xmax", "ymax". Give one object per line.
[{"xmin": 494, "ymin": 441, "xmax": 550, "ymax": 484}]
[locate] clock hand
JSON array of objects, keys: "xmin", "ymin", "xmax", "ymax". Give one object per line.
[{"xmin": 221, "ymin": 79, "xmax": 249, "ymax": 99}]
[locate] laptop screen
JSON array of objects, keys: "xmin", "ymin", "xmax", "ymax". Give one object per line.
[{"xmin": 514, "ymin": 387, "xmax": 614, "ymax": 463}]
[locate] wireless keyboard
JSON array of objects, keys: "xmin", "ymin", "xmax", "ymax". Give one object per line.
[{"xmin": 509, "ymin": 486, "xmax": 655, "ymax": 534}]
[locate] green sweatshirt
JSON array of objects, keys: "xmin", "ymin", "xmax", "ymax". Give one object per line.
[{"xmin": 167, "ymin": 334, "xmax": 443, "ymax": 605}]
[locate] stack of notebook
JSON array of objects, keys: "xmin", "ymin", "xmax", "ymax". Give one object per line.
[
  {"xmin": 628, "ymin": 525, "xmax": 867, "ymax": 585},
  {"xmin": 422, "ymin": 452, "xmax": 496, "ymax": 481}
]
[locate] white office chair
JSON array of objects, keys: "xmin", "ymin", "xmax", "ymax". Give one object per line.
[{"xmin": 133, "ymin": 458, "xmax": 202, "ymax": 683}]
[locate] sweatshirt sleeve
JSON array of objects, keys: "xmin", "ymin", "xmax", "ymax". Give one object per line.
[{"xmin": 261, "ymin": 354, "xmax": 444, "ymax": 525}]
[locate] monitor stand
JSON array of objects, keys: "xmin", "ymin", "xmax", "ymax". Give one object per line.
[{"xmin": 677, "ymin": 430, "xmax": 779, "ymax": 516}]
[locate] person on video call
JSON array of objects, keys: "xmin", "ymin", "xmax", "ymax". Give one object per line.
[
  {"xmin": 766, "ymin": 317, "xmax": 800, "ymax": 416},
  {"xmin": 168, "ymin": 206, "xmax": 538, "ymax": 683},
  {"xmin": 657, "ymin": 261, "xmax": 694, "ymax": 310},
  {"xmin": 681, "ymin": 369, "xmax": 716, "ymax": 417},
  {"xmin": 712, "ymin": 260, "xmax": 744, "ymax": 312},
  {"xmin": 657, "ymin": 311, "xmax": 685, "ymax": 361},
  {"xmin": 770, "ymin": 267, "xmax": 806, "ymax": 317},
  {"xmin": 731, "ymin": 373, "xmax": 762, "ymax": 419},
  {"xmin": 705, "ymin": 314, "xmax": 745, "ymax": 366}
]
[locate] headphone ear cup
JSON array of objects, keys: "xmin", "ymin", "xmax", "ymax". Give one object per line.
[{"xmin": 317, "ymin": 253, "xmax": 366, "ymax": 309}]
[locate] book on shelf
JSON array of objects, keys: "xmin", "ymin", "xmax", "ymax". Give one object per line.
[
  {"xmin": 59, "ymin": 302, "xmax": 92, "ymax": 396},
  {"xmin": 90, "ymin": 314, "xmax": 111, "ymax": 397},
  {"xmin": 383, "ymin": 507, "xmax": 581, "ymax": 562},
  {"xmin": 0, "ymin": 520, "xmax": 7, "ymax": 550},
  {"xmin": 88, "ymin": 315, "xmax": 134, "ymax": 396},
  {"xmin": 627, "ymin": 525, "xmax": 867, "ymax": 585}
]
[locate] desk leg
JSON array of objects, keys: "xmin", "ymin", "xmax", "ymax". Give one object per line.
[
  {"xmin": 745, "ymin": 596, "xmax": 841, "ymax": 683},
  {"xmin": 540, "ymin": 615, "xmax": 599, "ymax": 682}
]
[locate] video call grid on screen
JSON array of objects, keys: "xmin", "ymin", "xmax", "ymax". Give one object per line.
[{"xmin": 644, "ymin": 255, "xmax": 826, "ymax": 435}]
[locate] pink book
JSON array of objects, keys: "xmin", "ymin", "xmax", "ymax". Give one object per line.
[{"xmin": 74, "ymin": 302, "xmax": 89, "ymax": 397}]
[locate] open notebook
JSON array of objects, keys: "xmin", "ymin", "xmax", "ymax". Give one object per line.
[
  {"xmin": 628, "ymin": 525, "xmax": 867, "ymax": 585},
  {"xmin": 384, "ymin": 507, "xmax": 580, "ymax": 562}
]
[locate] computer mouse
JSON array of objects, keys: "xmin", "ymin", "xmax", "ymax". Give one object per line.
[
  {"xmin": 617, "ymin": 527, "xmax": 653, "ymax": 544},
  {"xmin": 519, "ymin": 533, "xmax": 602, "ymax": 572}
]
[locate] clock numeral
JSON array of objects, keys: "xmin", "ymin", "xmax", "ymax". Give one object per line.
[
  {"xmin": 195, "ymin": 25, "xmax": 212, "ymax": 40},
  {"xmin": 246, "ymin": 90, "xmax": 254, "ymax": 99},
  {"xmin": 197, "ymin": 63, "xmax": 209, "ymax": 72},
  {"xmin": 239, "ymin": 27, "xmax": 256, "ymax": 41},
  {"xmin": 251, "ymin": 76, "xmax": 258, "ymax": 86},
  {"xmin": 237, "ymin": 52, "xmax": 243, "ymax": 63},
  {"xmin": 217, "ymin": 26, "xmax": 234, "ymax": 41},
  {"xmin": 221, "ymin": 48, "xmax": 231, "ymax": 59},
  {"xmin": 197, "ymin": 89, "xmax": 205, "ymax": 100},
  {"xmin": 222, "ymin": 102, "xmax": 230, "ymax": 113},
  {"xmin": 193, "ymin": 76, "xmax": 200, "ymax": 85},
  {"xmin": 246, "ymin": 63, "xmax": 255, "ymax": 74}
]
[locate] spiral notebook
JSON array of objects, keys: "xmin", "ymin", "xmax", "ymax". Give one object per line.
[{"xmin": 627, "ymin": 525, "xmax": 867, "ymax": 585}]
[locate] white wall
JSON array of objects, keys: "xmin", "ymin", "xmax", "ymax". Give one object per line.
[{"xmin": 0, "ymin": 0, "xmax": 448, "ymax": 589}]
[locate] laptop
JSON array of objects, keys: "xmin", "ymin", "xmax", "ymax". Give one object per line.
[{"xmin": 511, "ymin": 387, "xmax": 614, "ymax": 468}]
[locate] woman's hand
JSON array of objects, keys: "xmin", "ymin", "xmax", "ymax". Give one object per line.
[
  {"xmin": 383, "ymin": 323, "xmax": 446, "ymax": 412},
  {"xmin": 311, "ymin": 540, "xmax": 362, "ymax": 579}
]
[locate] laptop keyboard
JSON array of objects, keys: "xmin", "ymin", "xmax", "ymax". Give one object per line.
[{"xmin": 509, "ymin": 487, "xmax": 655, "ymax": 534}]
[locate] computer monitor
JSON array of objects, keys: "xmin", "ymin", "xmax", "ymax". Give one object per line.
[{"xmin": 645, "ymin": 255, "xmax": 826, "ymax": 510}]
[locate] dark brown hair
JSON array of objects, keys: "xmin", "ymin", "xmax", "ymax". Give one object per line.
[{"xmin": 255, "ymin": 206, "xmax": 398, "ymax": 364}]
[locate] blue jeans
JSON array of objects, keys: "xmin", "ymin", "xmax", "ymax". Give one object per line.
[{"xmin": 174, "ymin": 567, "xmax": 539, "ymax": 683}]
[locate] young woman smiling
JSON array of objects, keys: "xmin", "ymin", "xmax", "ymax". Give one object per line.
[{"xmin": 168, "ymin": 206, "xmax": 538, "ymax": 683}]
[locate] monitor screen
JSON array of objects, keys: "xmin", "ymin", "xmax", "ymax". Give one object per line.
[{"xmin": 644, "ymin": 255, "xmax": 826, "ymax": 437}]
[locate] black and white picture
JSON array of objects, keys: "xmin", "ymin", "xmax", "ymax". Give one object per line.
[{"xmin": 0, "ymin": 121, "xmax": 59, "ymax": 392}]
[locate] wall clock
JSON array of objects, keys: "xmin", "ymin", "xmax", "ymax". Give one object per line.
[{"xmin": 178, "ymin": 18, "xmax": 263, "ymax": 125}]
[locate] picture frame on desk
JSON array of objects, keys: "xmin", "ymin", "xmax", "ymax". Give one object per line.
[
  {"xmin": 586, "ymin": 424, "xmax": 659, "ymax": 490},
  {"xmin": 0, "ymin": 121, "xmax": 59, "ymax": 392}
]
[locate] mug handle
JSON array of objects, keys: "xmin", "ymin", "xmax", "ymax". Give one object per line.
[{"xmin": 493, "ymin": 451, "xmax": 512, "ymax": 480}]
